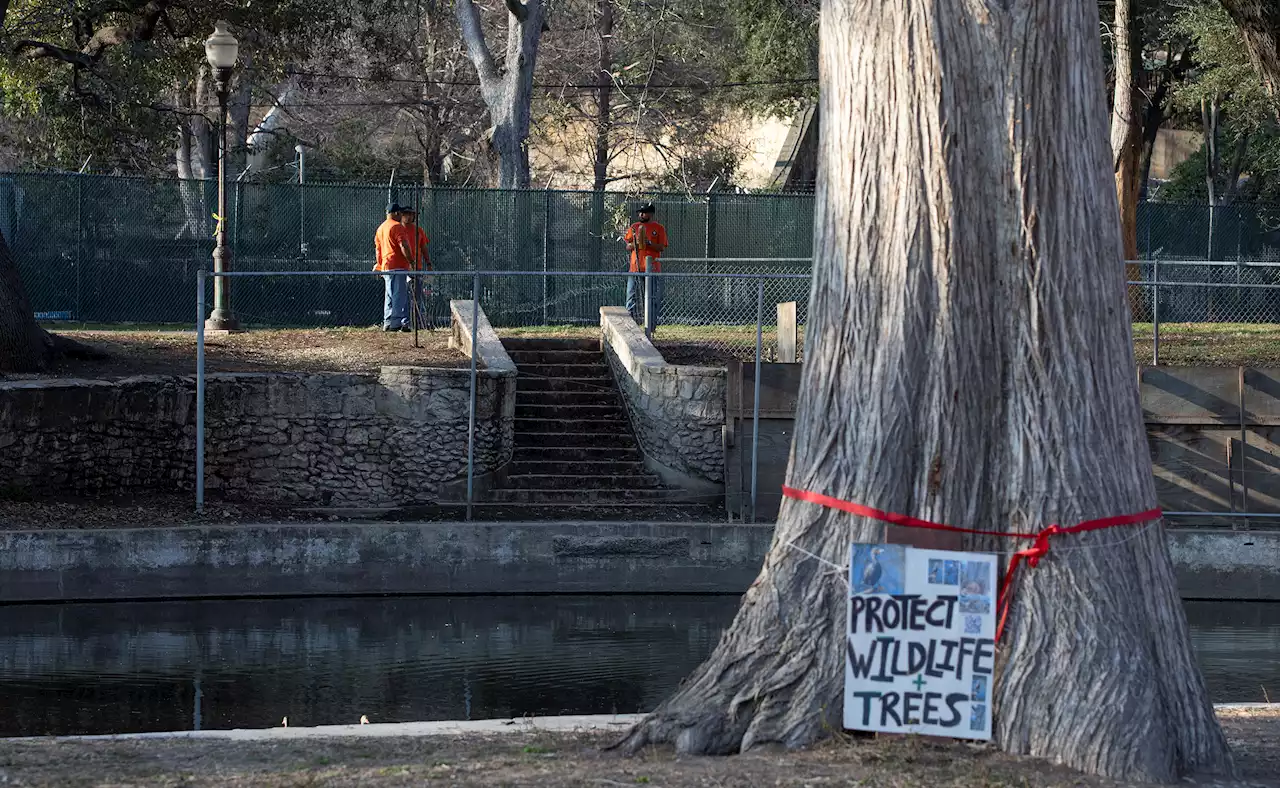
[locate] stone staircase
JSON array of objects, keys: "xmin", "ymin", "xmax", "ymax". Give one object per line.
[{"xmin": 480, "ymin": 337, "xmax": 720, "ymax": 520}]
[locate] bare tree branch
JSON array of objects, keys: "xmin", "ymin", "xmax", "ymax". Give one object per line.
[
  {"xmin": 504, "ymin": 0, "xmax": 529, "ymax": 23},
  {"xmin": 12, "ymin": 40, "xmax": 96, "ymax": 68},
  {"xmin": 455, "ymin": 0, "xmax": 499, "ymax": 87},
  {"xmin": 15, "ymin": 0, "xmax": 174, "ymax": 68}
]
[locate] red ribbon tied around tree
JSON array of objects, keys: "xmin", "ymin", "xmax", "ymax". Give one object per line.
[{"xmin": 779, "ymin": 486, "xmax": 1162, "ymax": 642}]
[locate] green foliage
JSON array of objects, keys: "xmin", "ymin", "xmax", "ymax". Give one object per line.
[
  {"xmin": 1160, "ymin": 125, "xmax": 1280, "ymax": 202},
  {"xmin": 0, "ymin": 0, "xmax": 344, "ymax": 174},
  {"xmin": 712, "ymin": 0, "xmax": 817, "ymax": 115},
  {"xmin": 1167, "ymin": 0, "xmax": 1272, "ymax": 131},
  {"xmin": 1157, "ymin": 0, "xmax": 1280, "ymax": 203}
]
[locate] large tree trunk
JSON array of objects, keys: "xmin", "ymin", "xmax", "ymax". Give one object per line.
[
  {"xmin": 1220, "ymin": 0, "xmax": 1280, "ymax": 97},
  {"xmin": 0, "ymin": 231, "xmax": 49, "ymax": 371},
  {"xmin": 456, "ymin": 0, "xmax": 545, "ymax": 189},
  {"xmin": 175, "ymin": 72, "xmax": 214, "ymax": 241},
  {"xmin": 0, "ymin": 231, "xmax": 104, "ymax": 373},
  {"xmin": 0, "ymin": 0, "xmax": 103, "ymax": 374},
  {"xmin": 614, "ymin": 0, "xmax": 1232, "ymax": 782}
]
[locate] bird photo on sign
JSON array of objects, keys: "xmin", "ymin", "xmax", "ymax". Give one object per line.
[{"xmin": 849, "ymin": 544, "xmax": 905, "ymax": 595}]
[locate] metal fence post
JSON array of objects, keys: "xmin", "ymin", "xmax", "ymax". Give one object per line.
[
  {"xmin": 196, "ymin": 269, "xmax": 206, "ymax": 512},
  {"xmin": 644, "ymin": 270, "xmax": 653, "ymax": 339},
  {"xmin": 750, "ymin": 278, "xmax": 764, "ymax": 523},
  {"xmin": 297, "ymin": 144, "xmax": 307, "ymax": 262},
  {"xmin": 1239, "ymin": 366, "xmax": 1250, "ymax": 517},
  {"xmin": 466, "ymin": 273, "xmax": 480, "ymax": 522},
  {"xmin": 74, "ymin": 175, "xmax": 83, "ymax": 321},
  {"xmin": 704, "ymin": 193, "xmax": 716, "ymax": 273},
  {"xmin": 1152, "ymin": 258, "xmax": 1160, "ymax": 366},
  {"xmin": 542, "ymin": 190, "xmax": 551, "ymax": 326}
]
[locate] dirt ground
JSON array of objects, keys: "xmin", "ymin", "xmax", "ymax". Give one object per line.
[
  {"xmin": 0, "ymin": 708, "xmax": 1273, "ymax": 787},
  {"xmin": 6, "ymin": 327, "xmax": 465, "ymax": 381},
  {"xmin": 0, "ymin": 493, "xmax": 329, "ymax": 529}
]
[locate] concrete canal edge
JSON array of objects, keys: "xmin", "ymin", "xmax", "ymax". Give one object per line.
[
  {"xmin": 0, "ymin": 523, "xmax": 1274, "ymax": 603},
  {"xmin": 2, "ymin": 714, "xmax": 646, "ymax": 742},
  {"xmin": 7, "ymin": 707, "xmax": 1274, "ymax": 743}
]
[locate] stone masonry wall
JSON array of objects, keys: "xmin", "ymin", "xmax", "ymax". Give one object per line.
[
  {"xmin": 600, "ymin": 306, "xmax": 726, "ymax": 485},
  {"xmin": 0, "ymin": 367, "xmax": 515, "ymax": 505},
  {"xmin": 0, "ymin": 302, "xmax": 517, "ymax": 505}
]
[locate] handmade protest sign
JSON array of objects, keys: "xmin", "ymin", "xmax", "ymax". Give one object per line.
[{"xmin": 844, "ymin": 543, "xmax": 997, "ymax": 741}]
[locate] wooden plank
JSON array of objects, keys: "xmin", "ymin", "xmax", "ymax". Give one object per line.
[{"xmin": 777, "ymin": 301, "xmax": 798, "ymax": 364}]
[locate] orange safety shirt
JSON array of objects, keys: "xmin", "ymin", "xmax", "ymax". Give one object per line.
[
  {"xmin": 374, "ymin": 218, "xmax": 410, "ymax": 272},
  {"xmin": 402, "ymin": 225, "xmax": 431, "ymax": 270},
  {"xmin": 625, "ymin": 221, "xmax": 668, "ymax": 273}
]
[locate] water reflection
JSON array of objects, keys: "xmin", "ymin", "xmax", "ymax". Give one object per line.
[
  {"xmin": 1185, "ymin": 600, "xmax": 1280, "ymax": 705},
  {"xmin": 0, "ymin": 596, "xmax": 1271, "ymax": 737}
]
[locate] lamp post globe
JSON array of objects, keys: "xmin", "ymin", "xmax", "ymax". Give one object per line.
[{"xmin": 204, "ymin": 20, "xmax": 241, "ymax": 333}]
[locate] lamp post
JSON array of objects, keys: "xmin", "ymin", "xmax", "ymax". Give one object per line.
[{"xmin": 204, "ymin": 20, "xmax": 241, "ymax": 332}]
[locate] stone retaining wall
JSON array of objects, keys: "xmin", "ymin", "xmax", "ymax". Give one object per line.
[
  {"xmin": 0, "ymin": 303, "xmax": 515, "ymax": 505},
  {"xmin": 600, "ymin": 306, "xmax": 726, "ymax": 487}
]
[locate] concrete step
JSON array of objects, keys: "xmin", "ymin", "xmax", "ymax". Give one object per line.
[
  {"xmin": 515, "ymin": 390, "xmax": 621, "ymax": 408},
  {"xmin": 487, "ymin": 488, "xmax": 690, "ymax": 504},
  {"xmin": 437, "ymin": 502, "xmax": 726, "ymax": 522},
  {"xmin": 515, "ymin": 403, "xmax": 625, "ymax": 420},
  {"xmin": 515, "ymin": 432, "xmax": 638, "ymax": 449},
  {"xmin": 502, "ymin": 337, "xmax": 600, "ymax": 352},
  {"xmin": 514, "ymin": 417, "xmax": 630, "ymax": 435},
  {"xmin": 517, "ymin": 377, "xmax": 616, "ymax": 394},
  {"xmin": 508, "ymin": 460, "xmax": 647, "ymax": 476},
  {"xmin": 502, "ymin": 473, "xmax": 662, "ymax": 491},
  {"xmin": 507, "ymin": 349, "xmax": 604, "ymax": 366},
  {"xmin": 518, "ymin": 363, "xmax": 610, "ymax": 380},
  {"xmin": 512, "ymin": 446, "xmax": 643, "ymax": 463}
]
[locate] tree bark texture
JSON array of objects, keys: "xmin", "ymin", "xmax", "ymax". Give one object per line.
[
  {"xmin": 0, "ymin": 231, "xmax": 49, "ymax": 372},
  {"xmin": 1220, "ymin": 0, "xmax": 1280, "ymax": 98},
  {"xmin": 456, "ymin": 0, "xmax": 546, "ymax": 188},
  {"xmin": 1109, "ymin": 0, "xmax": 1142, "ymax": 270},
  {"xmin": 0, "ymin": 0, "xmax": 95, "ymax": 374},
  {"xmin": 175, "ymin": 71, "xmax": 214, "ymax": 241},
  {"xmin": 615, "ymin": 1, "xmax": 1232, "ymax": 781}
]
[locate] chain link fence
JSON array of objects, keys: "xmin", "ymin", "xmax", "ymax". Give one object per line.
[
  {"xmin": 10, "ymin": 169, "xmax": 1280, "ymax": 366},
  {"xmin": 207, "ymin": 267, "xmax": 811, "ymax": 365},
  {"xmin": 5, "ymin": 172, "xmax": 815, "ymax": 327}
]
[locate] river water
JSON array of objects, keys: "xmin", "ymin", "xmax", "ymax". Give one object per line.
[{"xmin": 0, "ymin": 596, "xmax": 1273, "ymax": 737}]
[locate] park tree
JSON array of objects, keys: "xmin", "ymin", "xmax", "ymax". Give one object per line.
[
  {"xmin": 615, "ymin": 0, "xmax": 1233, "ymax": 782},
  {"xmin": 455, "ymin": 0, "xmax": 548, "ymax": 188},
  {"xmin": 0, "ymin": 0, "xmax": 339, "ymax": 371},
  {"xmin": 1111, "ymin": 0, "xmax": 1143, "ymax": 262},
  {"xmin": 1219, "ymin": 0, "xmax": 1280, "ymax": 99}
]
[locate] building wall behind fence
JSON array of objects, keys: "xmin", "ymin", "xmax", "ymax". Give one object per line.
[{"xmin": 4, "ymin": 173, "xmax": 816, "ymax": 327}]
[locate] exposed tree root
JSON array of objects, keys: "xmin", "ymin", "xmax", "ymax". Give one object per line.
[
  {"xmin": 45, "ymin": 331, "xmax": 109, "ymax": 362},
  {"xmin": 612, "ymin": 508, "xmax": 867, "ymax": 757}
]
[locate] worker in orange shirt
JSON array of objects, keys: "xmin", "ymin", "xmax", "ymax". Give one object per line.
[
  {"xmin": 398, "ymin": 205, "xmax": 432, "ymax": 329},
  {"xmin": 373, "ymin": 203, "xmax": 414, "ymax": 331},
  {"xmin": 624, "ymin": 203, "xmax": 668, "ymax": 335}
]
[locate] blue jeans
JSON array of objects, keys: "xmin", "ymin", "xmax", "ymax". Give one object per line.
[
  {"xmin": 383, "ymin": 273, "xmax": 409, "ymax": 329},
  {"xmin": 626, "ymin": 274, "xmax": 664, "ymax": 335}
]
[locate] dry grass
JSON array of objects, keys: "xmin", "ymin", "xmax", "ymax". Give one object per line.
[
  {"xmin": 0, "ymin": 708, "xmax": 1274, "ymax": 787},
  {"xmin": 12, "ymin": 323, "xmax": 1277, "ymax": 381},
  {"xmin": 509, "ymin": 322, "xmax": 1280, "ymax": 368},
  {"xmin": 7, "ymin": 327, "xmax": 465, "ymax": 381}
]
